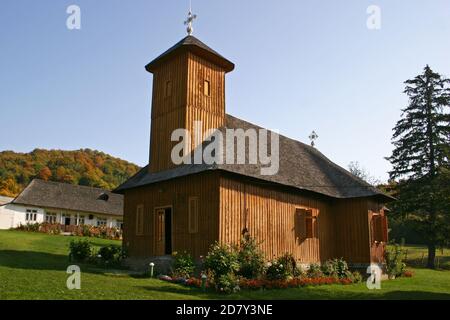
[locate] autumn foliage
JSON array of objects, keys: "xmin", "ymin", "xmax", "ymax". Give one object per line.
[{"xmin": 0, "ymin": 149, "xmax": 140, "ymax": 196}]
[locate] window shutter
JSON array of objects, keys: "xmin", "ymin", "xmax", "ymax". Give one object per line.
[
  {"xmin": 188, "ymin": 197, "xmax": 199, "ymax": 234},
  {"xmin": 381, "ymin": 215, "xmax": 388, "ymax": 242},
  {"xmin": 371, "ymin": 214, "xmax": 384, "ymax": 243},
  {"xmin": 313, "ymin": 214, "xmax": 319, "ymax": 239},
  {"xmin": 295, "ymin": 208, "xmax": 307, "ymax": 241},
  {"xmin": 369, "ymin": 215, "xmax": 374, "ymax": 244}
]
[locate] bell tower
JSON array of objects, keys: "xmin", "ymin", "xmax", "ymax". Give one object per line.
[{"xmin": 145, "ymin": 27, "xmax": 234, "ymax": 173}]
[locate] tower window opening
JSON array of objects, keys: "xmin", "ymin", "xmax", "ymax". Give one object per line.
[{"xmin": 204, "ymin": 80, "xmax": 211, "ymax": 96}]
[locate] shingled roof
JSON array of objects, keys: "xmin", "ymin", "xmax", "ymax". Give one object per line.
[
  {"xmin": 115, "ymin": 115, "xmax": 392, "ymax": 201},
  {"xmin": 13, "ymin": 179, "xmax": 123, "ymax": 216},
  {"xmin": 145, "ymin": 35, "xmax": 235, "ymax": 73}
]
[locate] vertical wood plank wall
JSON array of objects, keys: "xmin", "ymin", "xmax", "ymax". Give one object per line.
[
  {"xmin": 185, "ymin": 52, "xmax": 226, "ymax": 143},
  {"xmin": 149, "ymin": 53, "xmax": 188, "ymax": 173},
  {"xmin": 218, "ymin": 175, "xmax": 336, "ymax": 264},
  {"xmin": 123, "ymin": 172, "xmax": 220, "ymax": 258},
  {"xmin": 333, "ymin": 198, "xmax": 385, "ymax": 265},
  {"xmin": 149, "ymin": 52, "xmax": 226, "ymax": 173},
  {"xmin": 123, "ymin": 171, "xmax": 385, "ymax": 266}
]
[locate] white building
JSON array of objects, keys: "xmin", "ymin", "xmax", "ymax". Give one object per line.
[{"xmin": 0, "ymin": 179, "xmax": 123, "ymax": 230}]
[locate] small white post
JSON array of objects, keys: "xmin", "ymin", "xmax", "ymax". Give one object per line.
[{"xmin": 149, "ymin": 262, "xmax": 155, "ymax": 278}]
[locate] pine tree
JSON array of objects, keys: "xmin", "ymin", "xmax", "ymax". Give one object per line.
[{"xmin": 387, "ymin": 65, "xmax": 450, "ymax": 268}]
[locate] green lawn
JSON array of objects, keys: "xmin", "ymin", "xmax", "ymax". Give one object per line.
[{"xmin": 0, "ymin": 230, "xmax": 449, "ymax": 300}]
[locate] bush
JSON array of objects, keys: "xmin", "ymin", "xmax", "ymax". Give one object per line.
[
  {"xmin": 351, "ymin": 271, "xmax": 363, "ymax": 283},
  {"xmin": 238, "ymin": 234, "xmax": 265, "ymax": 279},
  {"xmin": 321, "ymin": 258, "xmax": 350, "ymax": 279},
  {"xmin": 266, "ymin": 260, "xmax": 290, "ymax": 281},
  {"xmin": 16, "ymin": 223, "xmax": 41, "ymax": 232},
  {"xmin": 98, "ymin": 245, "xmax": 122, "ymax": 263},
  {"xmin": 171, "ymin": 251, "xmax": 195, "ymax": 278},
  {"xmin": 204, "ymin": 242, "xmax": 240, "ymax": 277},
  {"xmin": 384, "ymin": 244, "xmax": 406, "ymax": 279},
  {"xmin": 307, "ymin": 263, "xmax": 324, "ymax": 278},
  {"xmin": 216, "ymin": 273, "xmax": 240, "ymax": 294},
  {"xmin": 39, "ymin": 223, "xmax": 61, "ymax": 235},
  {"xmin": 69, "ymin": 239, "xmax": 92, "ymax": 262},
  {"xmin": 204, "ymin": 242, "xmax": 240, "ymax": 292}
]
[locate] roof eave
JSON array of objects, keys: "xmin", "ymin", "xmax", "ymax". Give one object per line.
[{"xmin": 145, "ymin": 44, "xmax": 235, "ymax": 73}]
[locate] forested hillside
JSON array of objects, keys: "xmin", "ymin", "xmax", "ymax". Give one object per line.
[{"xmin": 0, "ymin": 149, "xmax": 141, "ymax": 197}]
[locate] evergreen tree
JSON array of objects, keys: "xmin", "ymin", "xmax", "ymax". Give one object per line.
[{"xmin": 387, "ymin": 65, "xmax": 450, "ymax": 268}]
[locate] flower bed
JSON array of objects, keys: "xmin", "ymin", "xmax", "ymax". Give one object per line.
[{"xmin": 159, "ymin": 275, "xmax": 355, "ymax": 291}]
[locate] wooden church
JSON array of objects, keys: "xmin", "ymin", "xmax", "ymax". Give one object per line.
[{"xmin": 115, "ymin": 29, "xmax": 392, "ymax": 268}]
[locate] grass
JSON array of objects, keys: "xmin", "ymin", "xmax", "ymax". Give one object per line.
[
  {"xmin": 0, "ymin": 230, "xmax": 449, "ymax": 300},
  {"xmin": 402, "ymin": 245, "xmax": 450, "ymax": 269}
]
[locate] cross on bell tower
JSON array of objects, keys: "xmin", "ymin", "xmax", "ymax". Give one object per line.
[
  {"xmin": 309, "ymin": 131, "xmax": 319, "ymax": 147},
  {"xmin": 184, "ymin": 9, "xmax": 197, "ymax": 35}
]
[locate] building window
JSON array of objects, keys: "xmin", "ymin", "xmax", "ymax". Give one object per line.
[
  {"xmin": 26, "ymin": 209, "xmax": 37, "ymax": 222},
  {"xmin": 76, "ymin": 215, "xmax": 85, "ymax": 225},
  {"xmin": 116, "ymin": 220, "xmax": 123, "ymax": 230},
  {"xmin": 97, "ymin": 218, "xmax": 107, "ymax": 227},
  {"xmin": 165, "ymin": 80, "xmax": 172, "ymax": 97},
  {"xmin": 45, "ymin": 212, "xmax": 57, "ymax": 224},
  {"xmin": 295, "ymin": 208, "xmax": 317, "ymax": 240},
  {"xmin": 136, "ymin": 205, "xmax": 144, "ymax": 236},
  {"xmin": 188, "ymin": 197, "xmax": 199, "ymax": 234},
  {"xmin": 203, "ymin": 80, "xmax": 211, "ymax": 96}
]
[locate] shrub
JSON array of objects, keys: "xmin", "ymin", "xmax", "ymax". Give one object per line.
[
  {"xmin": 321, "ymin": 258, "xmax": 350, "ymax": 279},
  {"xmin": 384, "ymin": 244, "xmax": 406, "ymax": 279},
  {"xmin": 69, "ymin": 239, "xmax": 92, "ymax": 262},
  {"xmin": 266, "ymin": 260, "xmax": 290, "ymax": 281},
  {"xmin": 204, "ymin": 242, "xmax": 240, "ymax": 292},
  {"xmin": 171, "ymin": 251, "xmax": 195, "ymax": 278},
  {"xmin": 16, "ymin": 222, "xmax": 41, "ymax": 232},
  {"xmin": 351, "ymin": 271, "xmax": 363, "ymax": 283},
  {"xmin": 277, "ymin": 253, "xmax": 298, "ymax": 277},
  {"xmin": 216, "ymin": 273, "xmax": 240, "ymax": 294},
  {"xmin": 98, "ymin": 245, "xmax": 122, "ymax": 263},
  {"xmin": 238, "ymin": 234, "xmax": 265, "ymax": 279},
  {"xmin": 204, "ymin": 242, "xmax": 239, "ymax": 278},
  {"xmin": 307, "ymin": 263, "xmax": 324, "ymax": 278},
  {"xmin": 39, "ymin": 223, "xmax": 61, "ymax": 235}
]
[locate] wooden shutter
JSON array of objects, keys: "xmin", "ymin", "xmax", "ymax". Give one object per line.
[
  {"xmin": 295, "ymin": 208, "xmax": 307, "ymax": 241},
  {"xmin": 381, "ymin": 215, "xmax": 388, "ymax": 242},
  {"xmin": 313, "ymin": 214, "xmax": 319, "ymax": 239},
  {"xmin": 136, "ymin": 205, "xmax": 144, "ymax": 236},
  {"xmin": 371, "ymin": 214, "xmax": 383, "ymax": 243},
  {"xmin": 188, "ymin": 197, "xmax": 199, "ymax": 234}
]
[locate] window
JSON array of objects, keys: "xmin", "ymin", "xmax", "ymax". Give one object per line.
[
  {"xmin": 116, "ymin": 220, "xmax": 123, "ymax": 230},
  {"xmin": 165, "ymin": 81, "xmax": 172, "ymax": 97},
  {"xmin": 76, "ymin": 215, "xmax": 85, "ymax": 225},
  {"xmin": 136, "ymin": 205, "xmax": 144, "ymax": 236},
  {"xmin": 188, "ymin": 197, "xmax": 199, "ymax": 234},
  {"xmin": 203, "ymin": 80, "xmax": 210, "ymax": 96},
  {"xmin": 45, "ymin": 212, "xmax": 57, "ymax": 224},
  {"xmin": 26, "ymin": 209, "xmax": 37, "ymax": 222},
  {"xmin": 295, "ymin": 208, "xmax": 317, "ymax": 240},
  {"xmin": 97, "ymin": 218, "xmax": 107, "ymax": 227}
]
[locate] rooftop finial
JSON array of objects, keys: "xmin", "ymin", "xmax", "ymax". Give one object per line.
[
  {"xmin": 309, "ymin": 130, "xmax": 319, "ymax": 147},
  {"xmin": 184, "ymin": 1, "xmax": 197, "ymax": 36}
]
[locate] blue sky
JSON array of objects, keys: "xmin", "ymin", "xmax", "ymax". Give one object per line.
[{"xmin": 1, "ymin": 0, "xmax": 449, "ymax": 181}]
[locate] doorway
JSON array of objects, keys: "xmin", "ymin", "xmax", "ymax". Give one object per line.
[{"xmin": 154, "ymin": 206, "xmax": 172, "ymax": 256}]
